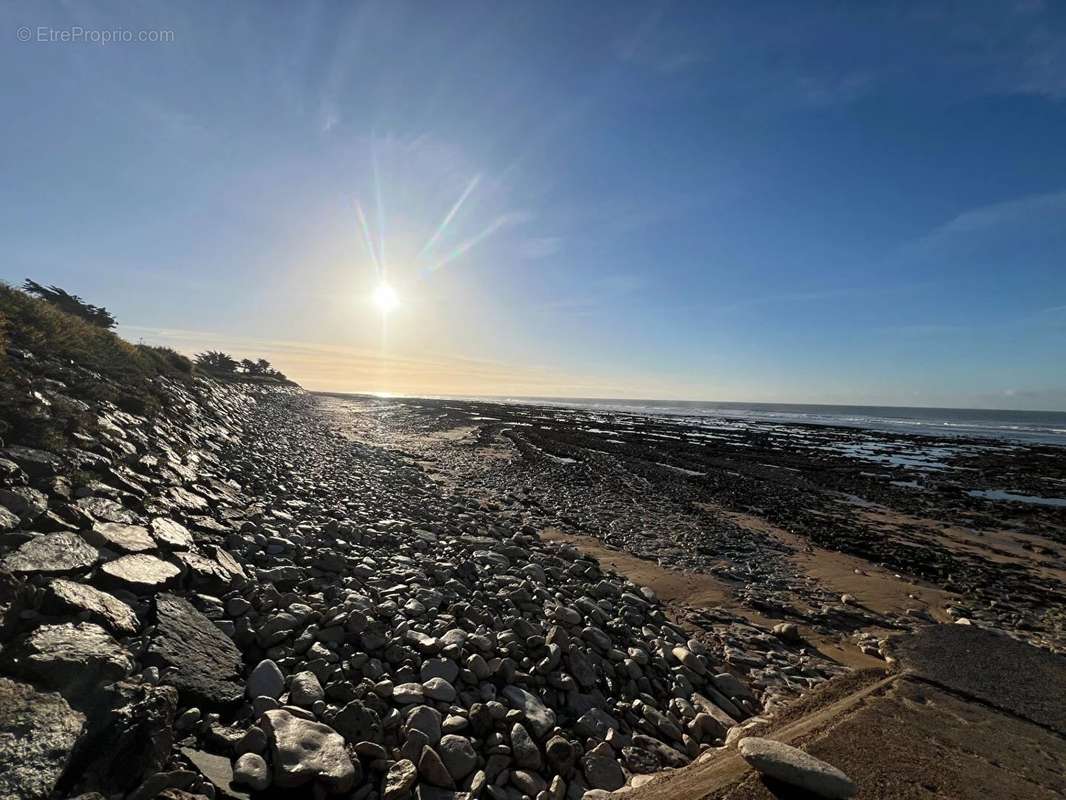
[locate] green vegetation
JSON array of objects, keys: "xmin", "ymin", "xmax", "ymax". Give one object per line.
[
  {"xmin": 22, "ymin": 279, "xmax": 117, "ymax": 329},
  {"xmin": 0, "ymin": 280, "xmax": 293, "ymax": 449},
  {"xmin": 197, "ymin": 350, "xmax": 289, "ymax": 382}
]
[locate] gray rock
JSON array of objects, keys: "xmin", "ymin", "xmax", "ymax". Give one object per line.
[
  {"xmin": 100, "ymin": 554, "xmax": 181, "ymax": 593},
  {"xmin": 511, "ymin": 769, "xmax": 547, "ymax": 797},
  {"xmin": 384, "ymin": 758, "xmax": 417, "ymax": 800},
  {"xmin": 84, "ymin": 522, "xmax": 156, "ymax": 553},
  {"xmin": 422, "ymin": 677, "xmax": 456, "ymax": 702},
  {"xmin": 42, "ymin": 578, "xmax": 139, "ymax": 636},
  {"xmin": 330, "ymin": 699, "xmax": 383, "ymax": 745},
  {"xmin": 510, "ymin": 722, "xmax": 542, "ymax": 770},
  {"xmin": 76, "ymin": 497, "xmax": 134, "ymax": 524},
  {"xmin": 2, "ymin": 532, "xmax": 99, "ymax": 574},
  {"xmin": 502, "ymin": 685, "xmax": 557, "ymax": 738},
  {"xmin": 630, "ymin": 734, "xmax": 690, "ymax": 769},
  {"xmin": 288, "ymin": 670, "xmax": 325, "ymax": 707},
  {"xmin": 418, "ymin": 745, "xmax": 455, "ymax": 788},
  {"xmin": 247, "ymin": 659, "xmax": 285, "ymax": 699},
  {"xmin": 145, "ymin": 593, "xmax": 243, "ymax": 707},
  {"xmin": 394, "ymin": 682, "xmax": 425, "ymax": 704},
  {"xmin": 233, "ymin": 752, "xmax": 271, "ymax": 791},
  {"xmin": 406, "ymin": 705, "xmax": 442, "ymax": 746},
  {"xmin": 261, "ymin": 709, "xmax": 358, "ymax": 792},
  {"xmin": 738, "ymin": 737, "xmax": 856, "ymax": 799},
  {"xmin": 1, "ymin": 622, "xmax": 133, "ymax": 699},
  {"xmin": 2, "ymin": 445, "xmax": 61, "ymax": 478},
  {"xmin": 437, "ymin": 734, "xmax": 478, "ymax": 780},
  {"xmin": 150, "ymin": 517, "xmax": 194, "ymax": 549},
  {"xmin": 0, "ymin": 677, "xmax": 86, "ymax": 800},
  {"xmin": 421, "ymin": 658, "xmax": 460, "ymax": 684},
  {"xmin": 582, "ymin": 754, "xmax": 626, "ymax": 791},
  {"xmin": 181, "ymin": 747, "xmax": 250, "ymax": 800}
]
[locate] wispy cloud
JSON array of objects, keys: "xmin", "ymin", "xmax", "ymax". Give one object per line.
[
  {"xmin": 519, "ymin": 237, "xmax": 563, "ymax": 260},
  {"xmin": 121, "ymin": 325, "xmax": 631, "ymax": 397}
]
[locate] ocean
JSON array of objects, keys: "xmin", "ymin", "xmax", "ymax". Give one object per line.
[{"xmin": 496, "ymin": 398, "xmax": 1066, "ymax": 447}]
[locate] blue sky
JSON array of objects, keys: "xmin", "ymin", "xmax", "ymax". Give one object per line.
[{"xmin": 2, "ymin": 1, "xmax": 1065, "ymax": 408}]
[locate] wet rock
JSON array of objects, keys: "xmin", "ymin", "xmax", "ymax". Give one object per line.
[
  {"xmin": 738, "ymin": 737, "xmax": 856, "ymax": 799},
  {"xmin": 145, "ymin": 593, "xmax": 243, "ymax": 707},
  {"xmin": 261, "ymin": 709, "xmax": 358, "ymax": 792},
  {"xmin": 42, "ymin": 578, "xmax": 139, "ymax": 636},
  {"xmin": 3, "ymin": 532, "xmax": 99, "ymax": 574},
  {"xmin": 0, "ymin": 677, "xmax": 86, "ymax": 800},
  {"xmin": 100, "ymin": 554, "xmax": 181, "ymax": 594}
]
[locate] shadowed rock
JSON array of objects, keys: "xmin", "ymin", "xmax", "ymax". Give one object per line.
[
  {"xmin": 738, "ymin": 737, "xmax": 856, "ymax": 799},
  {"xmin": 1, "ymin": 622, "xmax": 133, "ymax": 701},
  {"xmin": 0, "ymin": 677, "xmax": 86, "ymax": 800},
  {"xmin": 146, "ymin": 593, "xmax": 244, "ymax": 707}
]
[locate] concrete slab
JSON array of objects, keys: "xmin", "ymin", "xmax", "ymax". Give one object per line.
[
  {"xmin": 886, "ymin": 624, "xmax": 1066, "ymax": 735},
  {"xmin": 627, "ymin": 629, "xmax": 1066, "ymax": 800}
]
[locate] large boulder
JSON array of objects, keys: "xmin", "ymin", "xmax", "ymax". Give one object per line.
[
  {"xmin": 42, "ymin": 578, "xmax": 139, "ymax": 636},
  {"xmin": 1, "ymin": 622, "xmax": 133, "ymax": 701},
  {"xmin": 261, "ymin": 709, "xmax": 358, "ymax": 792},
  {"xmin": 64, "ymin": 681, "xmax": 179, "ymax": 796},
  {"xmin": 2, "ymin": 532, "xmax": 99, "ymax": 574},
  {"xmin": 0, "ymin": 678, "xmax": 86, "ymax": 800},
  {"xmin": 738, "ymin": 737, "xmax": 856, "ymax": 799},
  {"xmin": 145, "ymin": 593, "xmax": 244, "ymax": 707}
]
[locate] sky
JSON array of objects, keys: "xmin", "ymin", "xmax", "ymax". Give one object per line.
[{"xmin": 2, "ymin": 1, "xmax": 1065, "ymax": 410}]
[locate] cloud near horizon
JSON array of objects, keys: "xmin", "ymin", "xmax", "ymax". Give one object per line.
[{"xmin": 122, "ymin": 325, "xmax": 643, "ymax": 398}]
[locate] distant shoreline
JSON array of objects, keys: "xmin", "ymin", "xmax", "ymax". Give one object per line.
[{"xmin": 316, "ymin": 391, "xmax": 1066, "ymax": 447}]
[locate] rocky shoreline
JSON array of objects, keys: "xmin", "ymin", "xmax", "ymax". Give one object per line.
[
  {"xmin": 4, "ymin": 365, "xmax": 1064, "ymax": 800},
  {"xmin": 0, "ymin": 379, "xmax": 800, "ymax": 800}
]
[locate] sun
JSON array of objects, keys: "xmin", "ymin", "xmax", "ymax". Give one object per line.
[{"xmin": 372, "ymin": 283, "xmax": 400, "ymax": 313}]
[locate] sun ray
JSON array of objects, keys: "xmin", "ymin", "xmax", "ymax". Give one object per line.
[
  {"xmin": 417, "ymin": 174, "xmax": 482, "ymax": 259},
  {"xmin": 354, "ymin": 199, "xmax": 382, "ymax": 279},
  {"xmin": 424, "ymin": 212, "xmax": 529, "ymax": 273},
  {"xmin": 372, "ymin": 145, "xmax": 387, "ymax": 273}
]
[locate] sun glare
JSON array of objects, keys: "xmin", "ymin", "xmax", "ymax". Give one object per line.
[{"xmin": 372, "ymin": 283, "xmax": 400, "ymax": 314}]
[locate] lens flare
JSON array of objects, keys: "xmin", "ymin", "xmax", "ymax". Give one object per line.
[{"xmin": 372, "ymin": 283, "xmax": 400, "ymax": 313}]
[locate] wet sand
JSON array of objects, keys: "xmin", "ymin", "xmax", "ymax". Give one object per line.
[{"xmin": 316, "ymin": 392, "xmax": 1066, "ymax": 652}]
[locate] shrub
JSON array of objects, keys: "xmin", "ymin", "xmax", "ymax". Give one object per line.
[{"xmin": 22, "ymin": 279, "xmax": 117, "ymax": 329}]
